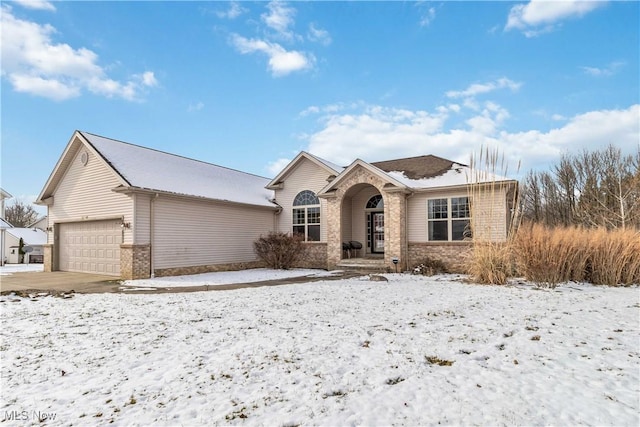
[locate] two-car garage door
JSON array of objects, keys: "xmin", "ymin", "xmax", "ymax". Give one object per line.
[{"xmin": 58, "ymin": 219, "xmax": 121, "ymax": 276}]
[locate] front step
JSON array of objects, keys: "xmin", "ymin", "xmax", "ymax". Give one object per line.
[{"xmin": 336, "ymin": 257, "xmax": 390, "ymax": 273}]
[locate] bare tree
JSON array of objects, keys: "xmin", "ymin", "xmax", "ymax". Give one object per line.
[
  {"xmin": 4, "ymin": 200, "xmax": 39, "ymax": 227},
  {"xmin": 520, "ymin": 145, "xmax": 640, "ymax": 229}
]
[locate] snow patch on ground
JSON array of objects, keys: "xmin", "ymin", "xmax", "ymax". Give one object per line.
[
  {"xmin": 120, "ymin": 268, "xmax": 336, "ymax": 288},
  {"xmin": 0, "ymin": 264, "xmax": 44, "ymax": 275},
  {"xmin": 1, "ymin": 275, "xmax": 638, "ymax": 426}
]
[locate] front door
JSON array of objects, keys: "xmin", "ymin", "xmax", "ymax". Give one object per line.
[{"xmin": 368, "ymin": 212, "xmax": 384, "ymax": 254}]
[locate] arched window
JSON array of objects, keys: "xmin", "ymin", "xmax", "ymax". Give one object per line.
[
  {"xmin": 366, "ymin": 195, "xmax": 384, "ymax": 209},
  {"xmin": 293, "ymin": 190, "xmax": 320, "ymax": 241}
]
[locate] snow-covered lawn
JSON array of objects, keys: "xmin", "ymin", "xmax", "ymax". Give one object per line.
[
  {"xmin": 1, "ymin": 273, "xmax": 638, "ymax": 426},
  {"xmin": 0, "ymin": 264, "xmax": 44, "ymax": 276},
  {"xmin": 120, "ymin": 268, "xmax": 341, "ymax": 288}
]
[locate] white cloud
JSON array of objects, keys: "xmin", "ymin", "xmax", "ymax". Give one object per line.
[
  {"xmin": 8, "ymin": 74, "xmax": 79, "ymax": 101},
  {"xmin": 267, "ymin": 157, "xmax": 294, "ymax": 176},
  {"xmin": 446, "ymin": 77, "xmax": 522, "ymax": 99},
  {"xmin": 216, "ymin": 1, "xmax": 247, "ymax": 19},
  {"xmin": 307, "ymin": 23, "xmax": 332, "ymax": 46},
  {"xmin": 0, "ymin": 7, "xmax": 157, "ymax": 101},
  {"xmin": 188, "ymin": 101, "xmax": 205, "ymax": 112},
  {"xmin": 231, "ymin": 34, "xmax": 314, "ymax": 77},
  {"xmin": 419, "ymin": 7, "xmax": 436, "ymax": 27},
  {"xmin": 581, "ymin": 61, "xmax": 625, "ymax": 77},
  {"xmin": 299, "ymin": 99, "xmax": 638, "ymax": 175},
  {"xmin": 299, "ymin": 102, "xmax": 353, "ymax": 117},
  {"xmin": 261, "ymin": 1, "xmax": 296, "ymax": 40},
  {"xmin": 138, "ymin": 71, "xmax": 158, "ymax": 87},
  {"xmin": 306, "ymin": 105, "xmax": 449, "ymax": 165},
  {"xmin": 506, "ymin": 0, "xmax": 607, "ymax": 36},
  {"xmin": 12, "ymin": 0, "xmax": 55, "ymax": 11}
]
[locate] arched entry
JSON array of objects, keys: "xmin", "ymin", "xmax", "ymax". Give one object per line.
[
  {"xmin": 366, "ymin": 195, "xmax": 384, "ymax": 254},
  {"xmin": 339, "ymin": 184, "xmax": 384, "ymax": 258}
]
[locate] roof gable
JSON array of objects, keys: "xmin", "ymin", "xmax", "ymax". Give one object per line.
[
  {"xmin": 39, "ymin": 131, "xmax": 276, "ymax": 208},
  {"xmin": 37, "ymin": 131, "xmax": 128, "ymax": 204},
  {"xmin": 266, "ymin": 152, "xmax": 343, "ymax": 190},
  {"xmin": 318, "ymin": 159, "xmax": 409, "ymax": 195}
]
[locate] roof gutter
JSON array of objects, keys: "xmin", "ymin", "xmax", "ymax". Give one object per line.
[{"xmin": 111, "ymin": 185, "xmax": 279, "ymax": 210}]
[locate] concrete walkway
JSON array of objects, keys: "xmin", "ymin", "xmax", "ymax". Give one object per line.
[{"xmin": 0, "ymin": 270, "xmax": 367, "ymax": 295}]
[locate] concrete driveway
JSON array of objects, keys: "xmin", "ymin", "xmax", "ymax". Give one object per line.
[{"xmin": 0, "ymin": 271, "xmax": 121, "ymax": 294}]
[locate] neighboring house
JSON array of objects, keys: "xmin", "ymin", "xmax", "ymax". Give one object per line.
[
  {"xmin": 0, "ymin": 188, "xmax": 13, "ymax": 266},
  {"xmin": 28, "ymin": 216, "xmax": 48, "ymax": 231},
  {"xmin": 37, "ymin": 131, "xmax": 516, "ymax": 279},
  {"xmin": 4, "ymin": 228, "xmax": 47, "ymax": 264}
]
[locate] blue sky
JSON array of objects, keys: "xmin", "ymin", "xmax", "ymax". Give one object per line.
[{"xmin": 2, "ymin": 0, "xmax": 638, "ymax": 212}]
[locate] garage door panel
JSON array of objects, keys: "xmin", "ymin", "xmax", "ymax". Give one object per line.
[{"xmin": 59, "ymin": 220, "xmax": 121, "ymax": 276}]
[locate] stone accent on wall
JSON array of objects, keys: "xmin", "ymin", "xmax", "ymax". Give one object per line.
[
  {"xmin": 295, "ymin": 242, "xmax": 327, "ymax": 269},
  {"xmin": 408, "ymin": 242, "xmax": 473, "ymax": 274},
  {"xmin": 120, "ymin": 244, "xmax": 151, "ymax": 280},
  {"xmin": 323, "ymin": 164, "xmax": 409, "ymax": 270},
  {"xmin": 384, "ymin": 191, "xmax": 407, "ymax": 269},
  {"xmin": 153, "ymin": 260, "xmax": 266, "ymax": 278},
  {"xmin": 43, "ymin": 244, "xmax": 54, "ymax": 272}
]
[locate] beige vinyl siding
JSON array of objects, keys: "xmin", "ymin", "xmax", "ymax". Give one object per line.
[
  {"xmin": 48, "ymin": 147, "xmax": 133, "ymax": 244},
  {"xmin": 471, "ymin": 187, "xmax": 508, "ymax": 241},
  {"xmin": 407, "ymin": 192, "xmax": 429, "ymax": 241},
  {"xmin": 407, "ymin": 188, "xmax": 507, "ymax": 242},
  {"xmin": 274, "ymin": 158, "xmax": 331, "ymax": 241},
  {"xmin": 153, "ymin": 196, "xmax": 275, "ymax": 269},
  {"xmin": 134, "ymin": 194, "xmax": 151, "ymax": 244}
]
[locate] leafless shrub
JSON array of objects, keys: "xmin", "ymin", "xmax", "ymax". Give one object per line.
[
  {"xmin": 412, "ymin": 257, "xmax": 448, "ymax": 276},
  {"xmin": 253, "ymin": 232, "xmax": 304, "ymax": 270}
]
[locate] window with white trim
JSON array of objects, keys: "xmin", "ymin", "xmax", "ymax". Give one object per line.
[
  {"xmin": 428, "ymin": 197, "xmax": 471, "ymax": 241},
  {"xmin": 293, "ymin": 190, "xmax": 320, "ymax": 241}
]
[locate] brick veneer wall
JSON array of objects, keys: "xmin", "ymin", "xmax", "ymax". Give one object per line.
[
  {"xmin": 295, "ymin": 242, "xmax": 328, "ymax": 269},
  {"xmin": 408, "ymin": 242, "xmax": 473, "ymax": 274},
  {"xmin": 120, "ymin": 244, "xmax": 151, "ymax": 280},
  {"xmin": 153, "ymin": 260, "xmax": 266, "ymax": 278}
]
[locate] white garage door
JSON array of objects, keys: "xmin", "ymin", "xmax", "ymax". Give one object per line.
[{"xmin": 58, "ymin": 219, "xmax": 122, "ymax": 276}]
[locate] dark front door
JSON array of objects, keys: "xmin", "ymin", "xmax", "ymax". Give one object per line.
[{"xmin": 368, "ymin": 212, "xmax": 384, "ymax": 254}]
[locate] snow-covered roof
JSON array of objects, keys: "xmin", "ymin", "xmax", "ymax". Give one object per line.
[
  {"xmin": 306, "ymin": 152, "xmax": 345, "ymax": 174},
  {"xmin": 385, "ymin": 164, "xmax": 510, "ymax": 189},
  {"xmin": 0, "ymin": 218, "xmax": 13, "ymax": 229},
  {"xmin": 6, "ymin": 228, "xmax": 47, "ymax": 245},
  {"xmin": 80, "ymin": 132, "xmax": 276, "ymax": 208}
]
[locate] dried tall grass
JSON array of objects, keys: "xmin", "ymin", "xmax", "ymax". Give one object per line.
[
  {"xmin": 513, "ymin": 223, "xmax": 640, "ymax": 286},
  {"xmin": 467, "ymin": 147, "xmax": 520, "ymax": 285},
  {"xmin": 587, "ymin": 228, "xmax": 640, "ymax": 286}
]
